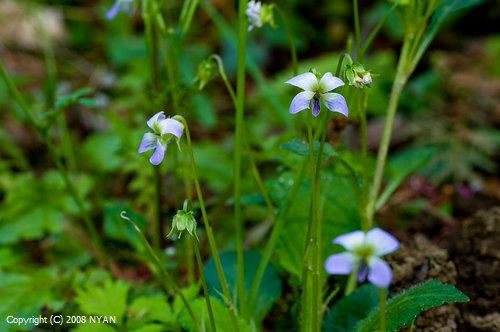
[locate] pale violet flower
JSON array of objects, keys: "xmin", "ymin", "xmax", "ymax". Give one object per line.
[
  {"xmin": 285, "ymin": 72, "xmax": 348, "ymax": 117},
  {"xmin": 106, "ymin": 0, "xmax": 134, "ymax": 20},
  {"xmin": 138, "ymin": 112, "xmax": 183, "ymax": 165},
  {"xmin": 325, "ymin": 228, "xmax": 399, "ymax": 288},
  {"xmin": 246, "ymin": 0, "xmax": 275, "ymax": 31}
]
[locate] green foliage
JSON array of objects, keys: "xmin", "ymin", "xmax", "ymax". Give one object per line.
[
  {"xmin": 273, "ymin": 171, "xmax": 360, "ymax": 278},
  {"xmin": 204, "ymin": 250, "xmax": 282, "ymax": 321},
  {"xmin": 75, "ymin": 278, "xmax": 130, "ymax": 324},
  {"xmin": 322, "ymin": 284, "xmax": 380, "ymax": 332},
  {"xmin": 82, "ymin": 131, "xmax": 123, "ymax": 173},
  {"xmin": 281, "ymin": 139, "xmax": 338, "ymax": 158},
  {"xmin": 376, "ymin": 146, "xmax": 434, "ymax": 209},
  {"xmin": 356, "ymin": 280, "xmax": 469, "ymax": 332},
  {"xmin": 178, "ymin": 297, "xmax": 252, "ymax": 332},
  {"xmin": 0, "ymin": 268, "xmax": 63, "ymax": 331}
]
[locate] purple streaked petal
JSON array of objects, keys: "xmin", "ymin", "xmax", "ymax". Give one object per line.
[
  {"xmin": 367, "ymin": 257, "xmax": 392, "ymax": 288},
  {"xmin": 325, "ymin": 252, "xmax": 356, "ymax": 275},
  {"xmin": 159, "ymin": 118, "xmax": 183, "ymax": 139},
  {"xmin": 321, "ymin": 93, "xmax": 348, "ymax": 117},
  {"xmin": 150, "ymin": 142, "xmax": 167, "ymax": 165},
  {"xmin": 333, "ymin": 230, "xmax": 365, "ymax": 251},
  {"xmin": 285, "ymin": 72, "xmax": 318, "ymax": 91},
  {"xmin": 319, "ymin": 72, "xmax": 345, "ymax": 93},
  {"xmin": 312, "ymin": 98, "xmax": 321, "ymax": 117},
  {"xmin": 106, "ymin": 0, "xmax": 121, "ymax": 20},
  {"xmin": 365, "ymin": 228, "xmax": 399, "ymax": 256},
  {"xmin": 147, "ymin": 111, "xmax": 166, "ymax": 131},
  {"xmin": 138, "ymin": 133, "xmax": 157, "ymax": 153},
  {"xmin": 289, "ymin": 91, "xmax": 314, "ymax": 114}
]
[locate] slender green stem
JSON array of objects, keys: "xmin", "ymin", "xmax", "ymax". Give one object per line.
[
  {"xmin": 275, "ymin": 5, "xmax": 298, "ymax": 76},
  {"xmin": 235, "ymin": 0, "xmax": 249, "ymax": 317},
  {"xmin": 181, "ymin": 0, "xmax": 199, "ymax": 38},
  {"xmin": 0, "ymin": 60, "xmax": 108, "ymax": 267},
  {"xmin": 353, "ymin": 0, "xmax": 362, "ymax": 60},
  {"xmin": 366, "ymin": 37, "xmax": 411, "ymax": 224},
  {"xmin": 121, "ymin": 212, "xmax": 201, "ymax": 332},
  {"xmin": 380, "ymin": 288, "xmax": 386, "ymax": 332},
  {"xmin": 408, "ymin": 318, "xmax": 415, "ymax": 332},
  {"xmin": 183, "ymin": 148, "xmax": 195, "ymax": 284},
  {"xmin": 305, "ymin": 109, "xmax": 319, "ymax": 332},
  {"xmin": 210, "ymin": 55, "xmax": 275, "ymax": 216},
  {"xmin": 175, "ymin": 116, "xmax": 241, "ymax": 332},
  {"xmin": 360, "ymin": 0, "xmax": 400, "ymax": 59},
  {"xmin": 246, "ymin": 116, "xmax": 326, "ymax": 317},
  {"xmin": 359, "ymin": 90, "xmax": 369, "ymax": 231},
  {"xmin": 194, "ymin": 238, "xmax": 217, "ymax": 332},
  {"xmin": 345, "ymin": 264, "xmax": 359, "ymax": 295}
]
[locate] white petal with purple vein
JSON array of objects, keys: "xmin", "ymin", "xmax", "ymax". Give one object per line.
[
  {"xmin": 321, "ymin": 93, "xmax": 348, "ymax": 116},
  {"xmin": 289, "ymin": 91, "xmax": 314, "ymax": 114},
  {"xmin": 365, "ymin": 228, "xmax": 399, "ymax": 256},
  {"xmin": 159, "ymin": 118, "xmax": 183, "ymax": 139},
  {"xmin": 367, "ymin": 256, "xmax": 392, "ymax": 288},
  {"xmin": 285, "ymin": 73, "xmax": 318, "ymax": 91},
  {"xmin": 319, "ymin": 73, "xmax": 345, "ymax": 93},
  {"xmin": 138, "ymin": 133, "xmax": 157, "ymax": 153},
  {"xmin": 325, "ymin": 252, "xmax": 356, "ymax": 275},
  {"xmin": 333, "ymin": 230, "xmax": 365, "ymax": 250}
]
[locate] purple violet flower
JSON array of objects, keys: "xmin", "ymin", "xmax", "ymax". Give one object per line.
[
  {"xmin": 106, "ymin": 0, "xmax": 134, "ymax": 20},
  {"xmin": 325, "ymin": 228, "xmax": 399, "ymax": 288},
  {"xmin": 285, "ymin": 72, "xmax": 348, "ymax": 117},
  {"xmin": 138, "ymin": 112, "xmax": 183, "ymax": 165}
]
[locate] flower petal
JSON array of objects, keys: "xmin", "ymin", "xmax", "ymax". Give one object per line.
[
  {"xmin": 285, "ymin": 73, "xmax": 318, "ymax": 91},
  {"xmin": 333, "ymin": 230, "xmax": 365, "ymax": 251},
  {"xmin": 106, "ymin": 0, "xmax": 121, "ymax": 20},
  {"xmin": 365, "ymin": 228, "xmax": 399, "ymax": 256},
  {"xmin": 159, "ymin": 118, "xmax": 183, "ymax": 139},
  {"xmin": 367, "ymin": 257, "xmax": 392, "ymax": 288},
  {"xmin": 138, "ymin": 133, "xmax": 157, "ymax": 153},
  {"xmin": 319, "ymin": 73, "xmax": 345, "ymax": 93},
  {"xmin": 147, "ymin": 111, "xmax": 166, "ymax": 131},
  {"xmin": 289, "ymin": 91, "xmax": 314, "ymax": 114},
  {"xmin": 325, "ymin": 252, "xmax": 356, "ymax": 275},
  {"xmin": 150, "ymin": 142, "xmax": 167, "ymax": 165},
  {"xmin": 321, "ymin": 93, "xmax": 348, "ymax": 117},
  {"xmin": 312, "ymin": 98, "xmax": 321, "ymax": 117}
]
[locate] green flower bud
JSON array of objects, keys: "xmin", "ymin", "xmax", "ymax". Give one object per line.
[
  {"xmin": 193, "ymin": 58, "xmax": 218, "ymax": 91},
  {"xmin": 167, "ymin": 201, "xmax": 198, "ymax": 240},
  {"xmin": 344, "ymin": 62, "xmax": 372, "ymax": 89}
]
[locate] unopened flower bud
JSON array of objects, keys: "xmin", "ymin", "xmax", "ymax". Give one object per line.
[
  {"xmin": 193, "ymin": 58, "xmax": 218, "ymax": 90},
  {"xmin": 167, "ymin": 201, "xmax": 198, "ymax": 240},
  {"xmin": 345, "ymin": 62, "xmax": 372, "ymax": 89}
]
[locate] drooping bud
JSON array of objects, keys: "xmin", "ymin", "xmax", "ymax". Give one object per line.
[
  {"xmin": 345, "ymin": 62, "xmax": 372, "ymax": 89},
  {"xmin": 193, "ymin": 58, "xmax": 218, "ymax": 91},
  {"xmin": 167, "ymin": 201, "xmax": 199, "ymax": 240}
]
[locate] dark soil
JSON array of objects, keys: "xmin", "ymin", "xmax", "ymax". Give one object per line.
[{"xmin": 387, "ymin": 207, "xmax": 500, "ymax": 332}]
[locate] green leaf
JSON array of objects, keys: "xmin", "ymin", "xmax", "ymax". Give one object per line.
[
  {"xmin": 275, "ymin": 172, "xmax": 360, "ymax": 278},
  {"xmin": 192, "ymin": 93, "xmax": 217, "ymax": 129},
  {"xmin": 173, "ymin": 282, "xmax": 201, "ymax": 315},
  {"xmin": 0, "ymin": 268, "xmax": 62, "ymax": 331},
  {"xmin": 204, "ymin": 250, "xmax": 281, "ymax": 321},
  {"xmin": 54, "ymin": 87, "xmax": 93, "ymax": 108},
  {"xmin": 82, "ymin": 132, "xmax": 123, "ymax": 173},
  {"xmin": 281, "ymin": 139, "xmax": 338, "ymax": 159},
  {"xmin": 127, "ymin": 294, "xmax": 174, "ymax": 330},
  {"xmin": 75, "ymin": 279, "xmax": 130, "ymax": 324},
  {"xmin": 178, "ymin": 297, "xmax": 252, "ymax": 332},
  {"xmin": 415, "ymin": 0, "xmax": 482, "ymax": 64},
  {"xmin": 322, "ymin": 284, "xmax": 380, "ymax": 332},
  {"xmin": 78, "ymin": 98, "xmax": 98, "ymax": 107},
  {"xmin": 356, "ymin": 280, "xmax": 469, "ymax": 332},
  {"xmin": 376, "ymin": 147, "xmax": 434, "ymax": 210}
]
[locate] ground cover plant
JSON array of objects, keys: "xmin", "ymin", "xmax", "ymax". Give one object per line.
[{"xmin": 1, "ymin": 0, "xmax": 499, "ymax": 331}]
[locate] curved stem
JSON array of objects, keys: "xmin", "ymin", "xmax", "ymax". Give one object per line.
[
  {"xmin": 275, "ymin": 5, "xmax": 298, "ymax": 76},
  {"xmin": 174, "ymin": 116, "xmax": 241, "ymax": 332},
  {"xmin": 194, "ymin": 238, "xmax": 217, "ymax": 332},
  {"xmin": 121, "ymin": 212, "xmax": 201, "ymax": 332}
]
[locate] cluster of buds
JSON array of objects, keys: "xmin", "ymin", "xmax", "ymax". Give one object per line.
[
  {"xmin": 345, "ymin": 62, "xmax": 372, "ymax": 89},
  {"xmin": 167, "ymin": 201, "xmax": 199, "ymax": 240},
  {"xmin": 246, "ymin": 1, "xmax": 276, "ymax": 31}
]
